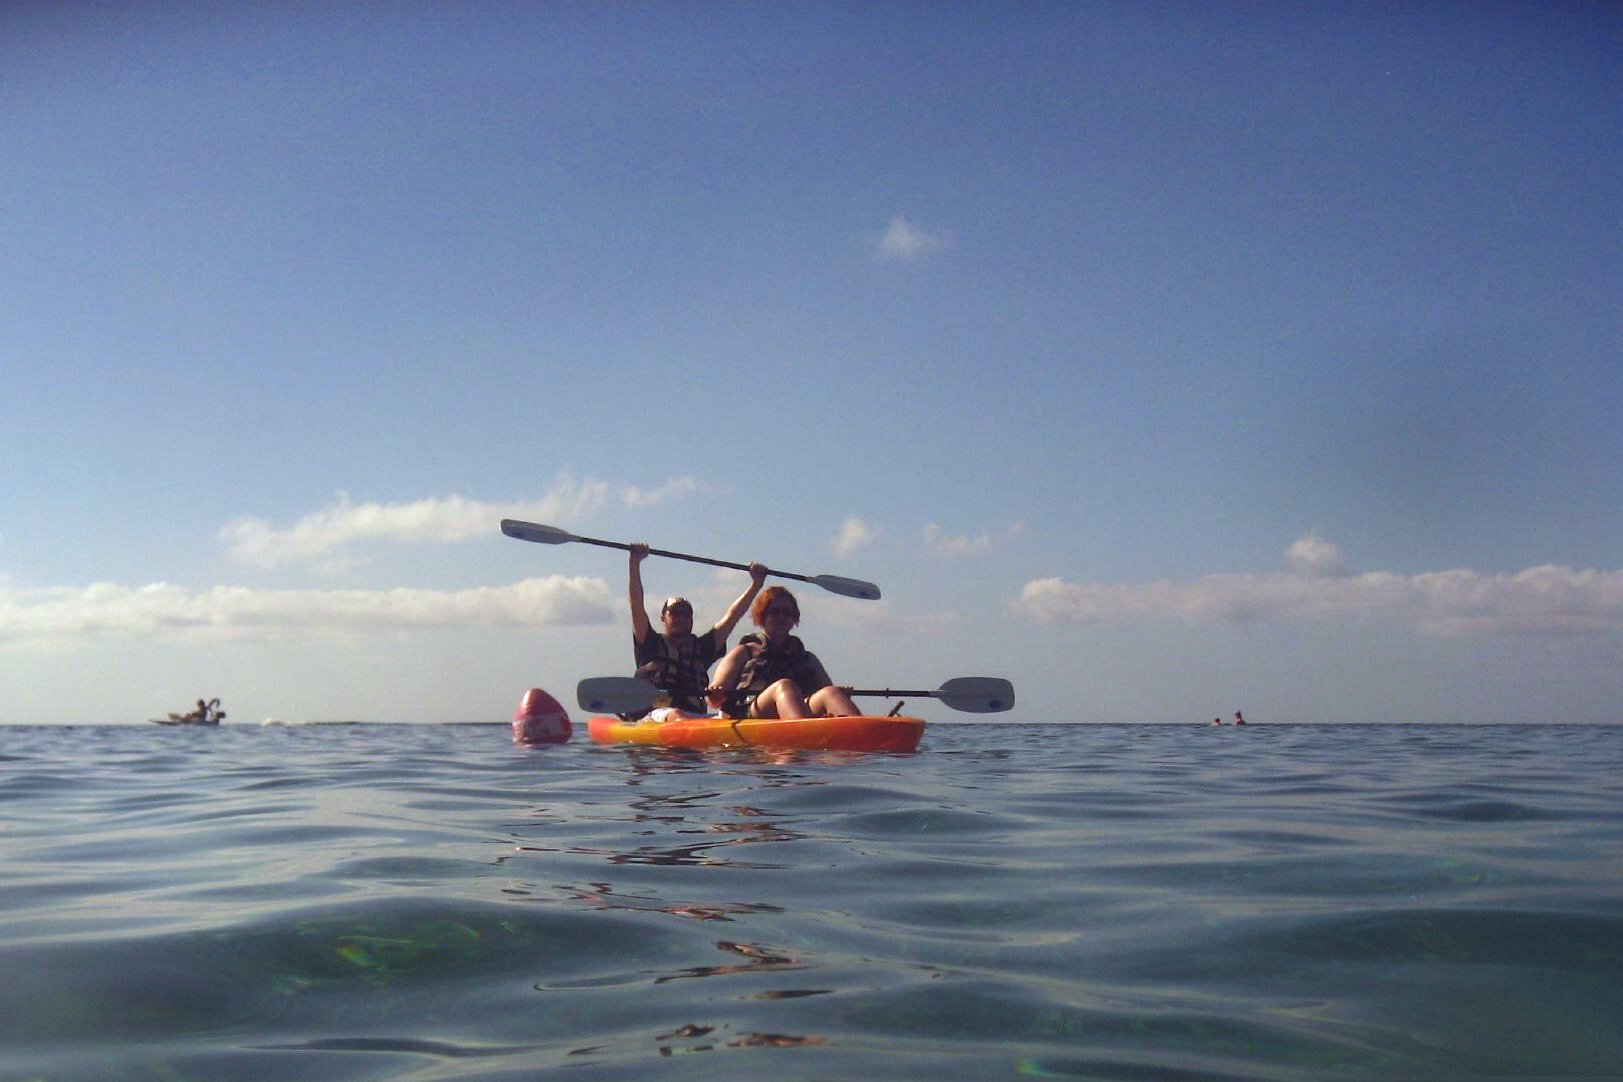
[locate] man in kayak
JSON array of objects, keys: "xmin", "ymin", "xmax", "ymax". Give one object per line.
[
  {"xmin": 707, "ymin": 586, "xmax": 859, "ymax": 719},
  {"xmin": 629, "ymin": 542, "xmax": 767, "ymax": 714},
  {"xmin": 174, "ymin": 698, "xmax": 223, "ymax": 723}
]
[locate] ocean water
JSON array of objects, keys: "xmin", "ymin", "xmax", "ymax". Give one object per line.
[{"xmin": 1, "ymin": 722, "xmax": 1619, "ymax": 1082}]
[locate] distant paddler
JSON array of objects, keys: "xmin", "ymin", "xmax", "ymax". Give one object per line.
[{"xmin": 166, "ymin": 697, "xmax": 225, "ymax": 724}]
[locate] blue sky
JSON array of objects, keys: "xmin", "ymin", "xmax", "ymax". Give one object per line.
[{"xmin": 3, "ymin": 3, "xmax": 1620, "ymax": 725}]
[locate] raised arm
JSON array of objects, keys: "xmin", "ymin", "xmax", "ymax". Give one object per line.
[
  {"xmin": 628, "ymin": 543, "xmax": 652, "ymax": 642},
  {"xmin": 709, "ymin": 562, "xmax": 768, "ymax": 646}
]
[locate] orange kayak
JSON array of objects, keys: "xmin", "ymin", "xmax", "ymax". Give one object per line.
[{"xmin": 586, "ymin": 712, "xmax": 925, "ymax": 752}]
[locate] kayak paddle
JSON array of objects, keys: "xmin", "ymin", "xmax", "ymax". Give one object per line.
[
  {"xmin": 577, "ymin": 676, "xmax": 663, "ymax": 714},
  {"xmin": 501, "ymin": 519, "xmax": 881, "ymax": 600},
  {"xmin": 575, "ymin": 675, "xmax": 1015, "ymax": 715},
  {"xmin": 845, "ymin": 677, "xmax": 1015, "ymax": 713}
]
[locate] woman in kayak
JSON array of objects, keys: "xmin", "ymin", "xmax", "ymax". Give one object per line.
[
  {"xmin": 707, "ymin": 586, "xmax": 859, "ymax": 719},
  {"xmin": 629, "ymin": 542, "xmax": 767, "ymax": 714}
]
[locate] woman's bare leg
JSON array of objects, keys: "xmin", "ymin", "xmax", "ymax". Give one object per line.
[
  {"xmin": 752, "ymin": 679, "xmax": 811, "ymax": 719},
  {"xmin": 808, "ymin": 685, "xmax": 858, "ymax": 717}
]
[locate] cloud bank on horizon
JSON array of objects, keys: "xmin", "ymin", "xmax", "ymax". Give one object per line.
[
  {"xmin": 5, "ymin": 480, "xmax": 1622, "ymax": 647},
  {"xmin": 1015, "ymin": 535, "xmax": 1623, "ymax": 638},
  {"xmin": 0, "ymin": 577, "xmax": 614, "ymax": 645}
]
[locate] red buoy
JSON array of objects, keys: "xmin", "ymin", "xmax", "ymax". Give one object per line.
[{"xmin": 512, "ymin": 687, "xmax": 572, "ymax": 745}]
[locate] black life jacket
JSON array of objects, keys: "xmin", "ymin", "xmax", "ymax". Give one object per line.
[
  {"xmin": 735, "ymin": 632, "xmax": 826, "ymax": 698},
  {"xmin": 634, "ymin": 632, "xmax": 715, "ymax": 714}
]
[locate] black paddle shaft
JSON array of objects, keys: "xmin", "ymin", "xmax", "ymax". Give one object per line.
[{"xmin": 570, "ymin": 533, "xmax": 811, "ymax": 582}]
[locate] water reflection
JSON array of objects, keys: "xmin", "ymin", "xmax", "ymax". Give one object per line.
[
  {"xmin": 513, "ymin": 752, "xmax": 824, "ymax": 871},
  {"xmin": 652, "ymin": 940, "xmax": 803, "ymax": 984},
  {"xmin": 562, "ymin": 881, "xmax": 785, "ymax": 923},
  {"xmin": 571, "ymin": 1020, "xmax": 829, "ymax": 1060},
  {"xmin": 506, "ymin": 747, "xmax": 846, "ymax": 1061}
]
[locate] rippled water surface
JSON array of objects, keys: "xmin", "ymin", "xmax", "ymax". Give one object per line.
[{"xmin": 2, "ymin": 722, "xmax": 1620, "ymax": 1081}]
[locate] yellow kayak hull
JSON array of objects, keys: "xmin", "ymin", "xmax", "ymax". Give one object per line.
[{"xmin": 586, "ymin": 713, "xmax": 924, "ymax": 752}]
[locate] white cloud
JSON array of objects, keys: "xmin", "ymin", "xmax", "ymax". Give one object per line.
[
  {"xmin": 0, "ymin": 576, "xmax": 615, "ymax": 646},
  {"xmin": 1287, "ymin": 533, "xmax": 1351, "ymax": 578},
  {"xmin": 1014, "ymin": 556, "xmax": 1623, "ymax": 638},
  {"xmin": 877, "ymin": 215, "xmax": 953, "ymax": 262},
  {"xmin": 833, "ymin": 517, "xmax": 878, "ymax": 558},
  {"xmin": 220, "ymin": 476, "xmax": 705, "ymax": 568},
  {"xmin": 924, "ymin": 521, "xmax": 1025, "ymax": 556},
  {"xmin": 620, "ymin": 477, "xmax": 704, "ymax": 509}
]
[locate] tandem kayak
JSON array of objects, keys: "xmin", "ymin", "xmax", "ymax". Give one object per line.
[{"xmin": 587, "ymin": 711, "xmax": 924, "ymax": 752}]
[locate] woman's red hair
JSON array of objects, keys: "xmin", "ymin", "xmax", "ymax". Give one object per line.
[{"xmin": 751, "ymin": 585, "xmax": 800, "ymax": 626}]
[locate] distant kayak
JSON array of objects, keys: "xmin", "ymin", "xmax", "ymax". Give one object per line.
[
  {"xmin": 155, "ymin": 697, "xmax": 225, "ymax": 725},
  {"xmin": 587, "ymin": 711, "xmax": 924, "ymax": 752}
]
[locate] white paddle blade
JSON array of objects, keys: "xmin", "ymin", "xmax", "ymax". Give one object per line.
[
  {"xmin": 576, "ymin": 676, "xmax": 659, "ymax": 714},
  {"xmin": 809, "ymin": 574, "xmax": 882, "ymax": 601},
  {"xmin": 501, "ymin": 520, "xmax": 579, "ymax": 545},
  {"xmin": 936, "ymin": 677, "xmax": 1015, "ymax": 713}
]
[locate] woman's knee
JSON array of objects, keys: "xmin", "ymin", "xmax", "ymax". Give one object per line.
[
  {"xmin": 761, "ymin": 679, "xmax": 810, "ymax": 718},
  {"xmin": 810, "ymin": 686, "xmax": 855, "ymax": 716}
]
